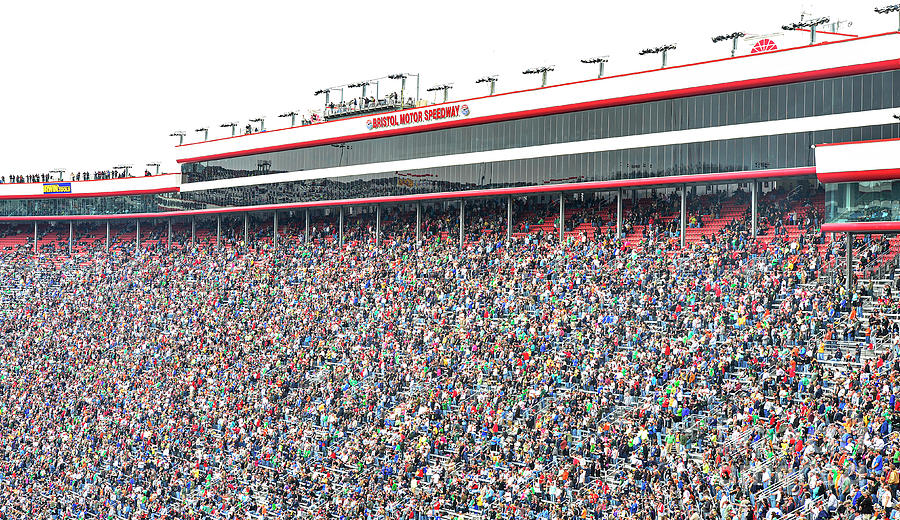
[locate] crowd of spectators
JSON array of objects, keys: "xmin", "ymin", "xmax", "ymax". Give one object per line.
[
  {"xmin": 323, "ymin": 93, "xmax": 416, "ymax": 120},
  {"xmin": 0, "ymin": 170, "xmax": 151, "ymax": 184},
  {"xmin": 1, "ymin": 173, "xmax": 56, "ymax": 183},
  {"xmin": 0, "ymin": 193, "xmax": 898, "ymax": 520}
]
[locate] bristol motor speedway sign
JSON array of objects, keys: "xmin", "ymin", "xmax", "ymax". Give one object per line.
[{"xmin": 367, "ymin": 104, "xmax": 470, "ymax": 131}]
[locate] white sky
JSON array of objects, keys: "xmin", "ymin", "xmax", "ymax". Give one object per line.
[{"xmin": 0, "ymin": 0, "xmax": 894, "ymax": 176}]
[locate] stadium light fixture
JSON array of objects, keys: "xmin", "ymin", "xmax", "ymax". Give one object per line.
[
  {"xmin": 49, "ymin": 169, "xmax": 65, "ymax": 181},
  {"xmin": 579, "ymin": 56, "xmax": 609, "ymax": 78},
  {"xmin": 389, "ymin": 73, "xmax": 420, "ymax": 107},
  {"xmin": 523, "ymin": 66, "xmax": 555, "ymax": 87},
  {"xmin": 146, "ymin": 162, "xmax": 160, "ymax": 176},
  {"xmin": 219, "ymin": 122, "xmax": 238, "ymax": 136},
  {"xmin": 348, "ymin": 81, "xmax": 371, "ymax": 99},
  {"xmin": 475, "ymin": 75, "xmax": 499, "ymax": 95},
  {"xmin": 279, "ymin": 111, "xmax": 300, "ymax": 127},
  {"xmin": 388, "ymin": 74, "xmax": 407, "ymax": 105},
  {"xmin": 249, "ymin": 117, "xmax": 265, "ymax": 132},
  {"xmin": 711, "ymin": 32, "xmax": 746, "ymax": 57},
  {"xmin": 115, "ymin": 165, "xmax": 133, "ymax": 177},
  {"xmin": 169, "ymin": 131, "xmax": 186, "ymax": 145},
  {"xmin": 316, "ymin": 87, "xmax": 345, "ymax": 105},
  {"xmin": 314, "ymin": 88, "xmax": 332, "ymax": 105},
  {"xmin": 875, "ymin": 4, "xmax": 900, "ymax": 31},
  {"xmin": 426, "ymin": 84, "xmax": 453, "ymax": 103},
  {"xmin": 782, "ymin": 16, "xmax": 831, "ymax": 44},
  {"xmin": 639, "ymin": 45, "xmax": 677, "ymax": 68},
  {"xmin": 194, "ymin": 127, "xmax": 208, "ymax": 141}
]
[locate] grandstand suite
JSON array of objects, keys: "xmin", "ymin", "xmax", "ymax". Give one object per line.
[{"xmin": 4, "ymin": 26, "xmax": 900, "ymax": 520}]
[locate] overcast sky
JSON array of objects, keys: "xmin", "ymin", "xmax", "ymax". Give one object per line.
[{"xmin": 0, "ymin": 0, "xmax": 893, "ymax": 176}]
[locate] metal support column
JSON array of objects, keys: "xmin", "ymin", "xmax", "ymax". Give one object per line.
[
  {"xmin": 33, "ymin": 222, "xmax": 38, "ymax": 255},
  {"xmin": 375, "ymin": 205, "xmax": 382, "ymax": 246},
  {"xmin": 506, "ymin": 196, "xmax": 513, "ymax": 243},
  {"xmin": 135, "ymin": 220, "xmax": 140, "ymax": 253},
  {"xmin": 559, "ymin": 193, "xmax": 565, "ymax": 244},
  {"xmin": 416, "ymin": 203, "xmax": 422, "ymax": 245},
  {"xmin": 679, "ymin": 185, "xmax": 686, "ymax": 247},
  {"xmin": 191, "ymin": 218, "xmax": 196, "ymax": 248},
  {"xmin": 105, "ymin": 221, "xmax": 110, "ymax": 252},
  {"xmin": 846, "ymin": 232, "xmax": 853, "ymax": 291},
  {"xmin": 338, "ymin": 207, "xmax": 344, "ymax": 247},
  {"xmin": 616, "ymin": 188, "xmax": 623, "ymax": 239},
  {"xmin": 273, "ymin": 212, "xmax": 278, "ymax": 248},
  {"xmin": 68, "ymin": 221, "xmax": 73, "ymax": 256},
  {"xmin": 459, "ymin": 200, "xmax": 465, "ymax": 250},
  {"xmin": 216, "ymin": 215, "xmax": 221, "ymax": 250},
  {"xmin": 167, "ymin": 219, "xmax": 172, "ymax": 251},
  {"xmin": 304, "ymin": 209, "xmax": 310, "ymax": 244},
  {"xmin": 244, "ymin": 213, "xmax": 249, "ymax": 246},
  {"xmin": 750, "ymin": 181, "xmax": 758, "ymax": 238}
]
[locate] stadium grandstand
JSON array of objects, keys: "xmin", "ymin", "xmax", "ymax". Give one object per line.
[{"xmin": 5, "ymin": 12, "xmax": 900, "ymax": 520}]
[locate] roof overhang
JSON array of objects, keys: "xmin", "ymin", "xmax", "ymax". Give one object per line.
[{"xmin": 815, "ymin": 138, "xmax": 900, "ymax": 183}]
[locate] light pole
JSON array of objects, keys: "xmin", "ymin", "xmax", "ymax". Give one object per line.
[
  {"xmin": 115, "ymin": 165, "xmax": 133, "ymax": 177},
  {"xmin": 316, "ymin": 87, "xmax": 344, "ymax": 106},
  {"xmin": 579, "ymin": 57, "xmax": 609, "ymax": 78},
  {"xmin": 146, "ymin": 162, "xmax": 160, "ymax": 176},
  {"xmin": 388, "ymin": 74, "xmax": 413, "ymax": 107},
  {"xmin": 348, "ymin": 81, "xmax": 371, "ymax": 101},
  {"xmin": 523, "ymin": 66, "xmax": 554, "ymax": 87},
  {"xmin": 249, "ymin": 117, "xmax": 265, "ymax": 132},
  {"xmin": 219, "ymin": 122, "xmax": 238, "ymax": 136},
  {"xmin": 639, "ymin": 45, "xmax": 677, "ymax": 68},
  {"xmin": 426, "ymin": 84, "xmax": 453, "ymax": 103},
  {"xmin": 410, "ymin": 74, "xmax": 421, "ymax": 105},
  {"xmin": 711, "ymin": 32, "xmax": 745, "ymax": 57},
  {"xmin": 875, "ymin": 4, "xmax": 900, "ymax": 31},
  {"xmin": 475, "ymin": 75, "xmax": 499, "ymax": 95},
  {"xmin": 49, "ymin": 169, "xmax": 65, "ymax": 181},
  {"xmin": 279, "ymin": 111, "xmax": 300, "ymax": 127},
  {"xmin": 782, "ymin": 16, "xmax": 831, "ymax": 45},
  {"xmin": 194, "ymin": 127, "xmax": 208, "ymax": 141},
  {"xmin": 315, "ymin": 88, "xmax": 332, "ymax": 106},
  {"xmin": 169, "ymin": 131, "xmax": 186, "ymax": 145}
]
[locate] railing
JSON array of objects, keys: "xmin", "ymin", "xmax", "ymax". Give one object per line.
[{"xmin": 323, "ymin": 98, "xmax": 418, "ymax": 121}]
